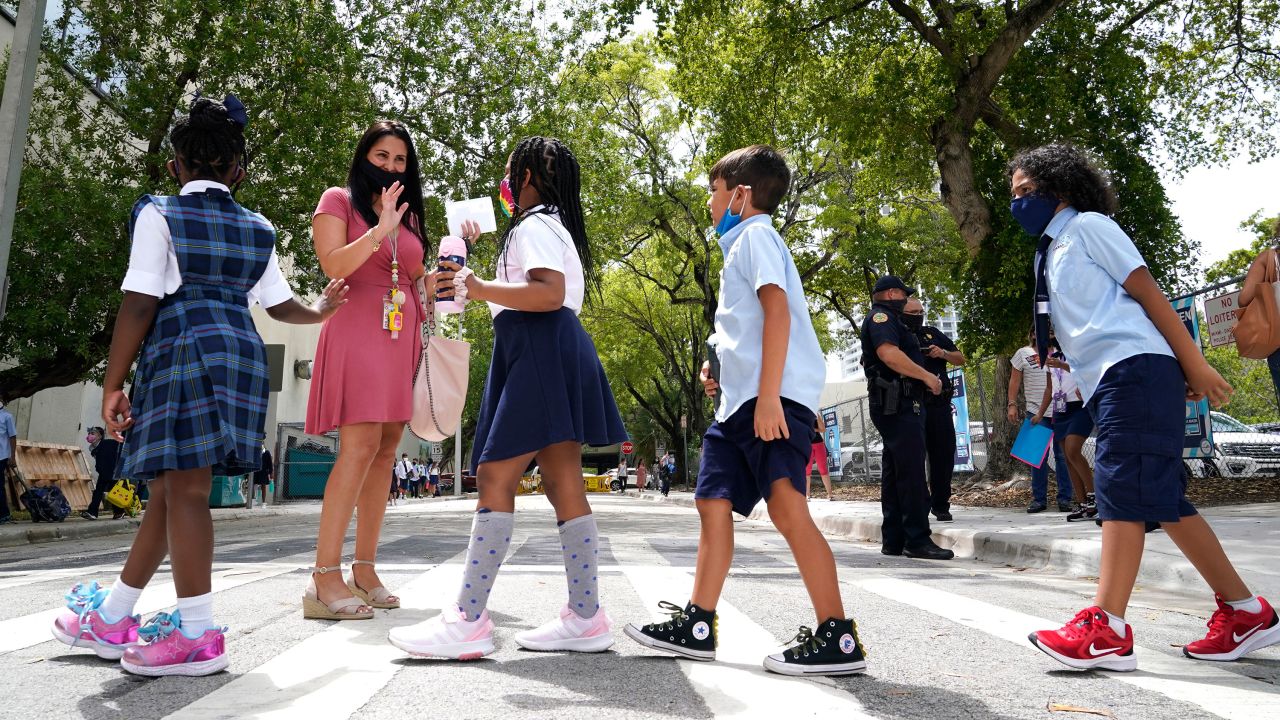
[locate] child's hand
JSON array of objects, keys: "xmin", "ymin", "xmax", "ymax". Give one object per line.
[
  {"xmin": 1185, "ymin": 361, "xmax": 1233, "ymax": 407},
  {"xmin": 435, "ymin": 260, "xmax": 480, "ymax": 301},
  {"xmin": 102, "ymin": 391, "xmax": 133, "ymax": 442},
  {"xmin": 698, "ymin": 361, "xmax": 718, "ymax": 398},
  {"xmin": 314, "ymin": 278, "xmax": 349, "ymax": 320},
  {"xmin": 754, "ymin": 395, "xmax": 790, "ymax": 441},
  {"xmin": 1031, "ymin": 412, "xmax": 1045, "ymax": 425}
]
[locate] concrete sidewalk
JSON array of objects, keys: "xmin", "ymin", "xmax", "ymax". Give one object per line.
[
  {"xmin": 628, "ymin": 490, "xmax": 1280, "ymax": 600},
  {"xmin": 0, "ymin": 493, "xmax": 479, "ymax": 549}
]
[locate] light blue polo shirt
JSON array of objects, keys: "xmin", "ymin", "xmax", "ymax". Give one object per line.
[
  {"xmin": 0, "ymin": 408, "xmax": 15, "ymax": 462},
  {"xmin": 710, "ymin": 215, "xmax": 825, "ymax": 422},
  {"xmin": 1043, "ymin": 207, "xmax": 1174, "ymax": 401}
]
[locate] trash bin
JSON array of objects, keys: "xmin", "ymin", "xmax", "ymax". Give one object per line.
[{"xmin": 209, "ymin": 475, "xmax": 248, "ymax": 508}]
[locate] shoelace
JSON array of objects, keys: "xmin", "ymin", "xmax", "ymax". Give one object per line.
[
  {"xmin": 786, "ymin": 625, "xmax": 826, "ymax": 658},
  {"xmin": 1204, "ymin": 604, "xmax": 1236, "ymax": 639},
  {"xmin": 649, "ymin": 600, "xmax": 690, "ymax": 631},
  {"xmin": 137, "ymin": 610, "xmax": 182, "ymax": 643},
  {"xmin": 1061, "ymin": 608, "xmax": 1097, "ymax": 641},
  {"xmin": 65, "ymin": 581, "xmax": 104, "ymax": 616}
]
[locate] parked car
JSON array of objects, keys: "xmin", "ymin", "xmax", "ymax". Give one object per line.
[
  {"xmin": 1084, "ymin": 411, "xmax": 1280, "ymax": 479},
  {"xmin": 840, "ymin": 445, "xmax": 883, "ymax": 481}
]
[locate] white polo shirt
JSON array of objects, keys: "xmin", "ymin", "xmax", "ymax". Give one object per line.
[
  {"xmin": 1043, "ymin": 207, "xmax": 1174, "ymax": 401},
  {"xmin": 488, "ymin": 206, "xmax": 584, "ymax": 318},
  {"xmin": 710, "ymin": 215, "xmax": 825, "ymax": 422}
]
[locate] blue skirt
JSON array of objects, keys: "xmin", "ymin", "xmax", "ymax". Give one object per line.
[{"xmin": 471, "ymin": 308, "xmax": 627, "ymax": 470}]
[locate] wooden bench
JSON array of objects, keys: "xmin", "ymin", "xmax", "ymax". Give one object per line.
[{"xmin": 4, "ymin": 441, "xmax": 94, "ymax": 512}]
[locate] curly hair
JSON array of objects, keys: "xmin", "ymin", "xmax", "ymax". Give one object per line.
[
  {"xmin": 170, "ymin": 98, "xmax": 246, "ymax": 181},
  {"xmin": 1007, "ymin": 143, "xmax": 1118, "ymax": 215}
]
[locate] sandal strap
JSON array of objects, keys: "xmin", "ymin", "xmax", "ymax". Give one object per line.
[
  {"xmin": 351, "ymin": 559, "xmax": 375, "ymax": 567},
  {"xmin": 326, "ymin": 595, "xmax": 370, "ymax": 614},
  {"xmin": 366, "ymin": 585, "xmax": 397, "ymax": 603},
  {"xmin": 311, "ymin": 565, "xmax": 342, "ymax": 574}
]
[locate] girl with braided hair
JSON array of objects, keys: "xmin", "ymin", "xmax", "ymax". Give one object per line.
[
  {"xmin": 50, "ymin": 96, "xmax": 349, "ymax": 676},
  {"xmin": 389, "ymin": 136, "xmax": 627, "ymax": 659}
]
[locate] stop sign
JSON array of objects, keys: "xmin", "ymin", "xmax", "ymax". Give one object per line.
[{"xmin": 621, "ymin": 441, "xmax": 634, "ymax": 455}]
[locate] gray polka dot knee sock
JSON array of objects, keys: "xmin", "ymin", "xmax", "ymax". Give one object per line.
[
  {"xmin": 456, "ymin": 510, "xmax": 513, "ymax": 621},
  {"xmin": 558, "ymin": 514, "xmax": 600, "ymax": 619}
]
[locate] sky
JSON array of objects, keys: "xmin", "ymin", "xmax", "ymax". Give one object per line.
[{"xmin": 1164, "ymin": 154, "xmax": 1279, "ymax": 276}]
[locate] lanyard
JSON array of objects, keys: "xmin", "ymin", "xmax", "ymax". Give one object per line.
[{"xmin": 383, "ymin": 227, "xmax": 405, "ymax": 338}]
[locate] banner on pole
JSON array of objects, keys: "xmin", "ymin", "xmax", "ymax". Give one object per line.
[
  {"xmin": 820, "ymin": 406, "xmax": 841, "ymax": 475},
  {"xmin": 950, "ymin": 369, "xmax": 974, "ymax": 472},
  {"xmin": 1172, "ymin": 296, "xmax": 1214, "ymax": 459}
]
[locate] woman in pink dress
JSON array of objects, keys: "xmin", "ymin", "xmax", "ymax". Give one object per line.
[{"xmin": 303, "ymin": 121, "xmax": 428, "ymax": 619}]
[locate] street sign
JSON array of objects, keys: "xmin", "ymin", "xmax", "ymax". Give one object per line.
[
  {"xmin": 1203, "ymin": 290, "xmax": 1241, "ymax": 347},
  {"xmin": 621, "ymin": 441, "xmax": 634, "ymax": 455}
]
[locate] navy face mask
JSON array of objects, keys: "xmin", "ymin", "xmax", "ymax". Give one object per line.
[{"xmin": 1010, "ymin": 192, "xmax": 1059, "ymax": 236}]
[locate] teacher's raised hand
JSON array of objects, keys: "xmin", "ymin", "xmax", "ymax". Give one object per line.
[{"xmin": 375, "ymin": 182, "xmax": 408, "ymax": 240}]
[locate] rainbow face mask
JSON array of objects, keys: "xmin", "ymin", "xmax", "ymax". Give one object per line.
[{"xmin": 499, "ymin": 177, "xmax": 516, "ymax": 218}]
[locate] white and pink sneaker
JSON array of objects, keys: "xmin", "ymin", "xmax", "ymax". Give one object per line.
[
  {"xmin": 50, "ymin": 582, "xmax": 141, "ymax": 660},
  {"xmin": 515, "ymin": 605, "xmax": 613, "ymax": 652},
  {"xmin": 120, "ymin": 611, "xmax": 229, "ymax": 677},
  {"xmin": 388, "ymin": 605, "xmax": 495, "ymax": 659}
]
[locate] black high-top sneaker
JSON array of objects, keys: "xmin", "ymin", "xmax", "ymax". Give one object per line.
[
  {"xmin": 763, "ymin": 618, "xmax": 867, "ymax": 676},
  {"xmin": 623, "ymin": 601, "xmax": 717, "ymax": 661},
  {"xmin": 1068, "ymin": 493, "xmax": 1097, "ymax": 522}
]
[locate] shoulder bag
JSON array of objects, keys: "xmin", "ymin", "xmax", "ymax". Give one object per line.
[
  {"xmin": 410, "ymin": 276, "xmax": 470, "ymax": 442},
  {"xmin": 1233, "ymin": 249, "xmax": 1280, "ymax": 359}
]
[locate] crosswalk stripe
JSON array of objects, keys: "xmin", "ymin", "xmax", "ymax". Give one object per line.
[
  {"xmin": 0, "ymin": 553, "xmax": 313, "ymax": 655},
  {"xmin": 854, "ymin": 576, "xmax": 1280, "ymax": 720},
  {"xmin": 619, "ymin": 564, "xmax": 875, "ymax": 719}
]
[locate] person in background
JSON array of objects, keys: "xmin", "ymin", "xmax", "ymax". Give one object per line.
[
  {"xmin": 1236, "ymin": 222, "xmax": 1280, "ymax": 405},
  {"xmin": 1009, "ymin": 328, "xmax": 1073, "ymax": 513},
  {"xmin": 636, "ymin": 459, "xmax": 647, "ymax": 493},
  {"xmin": 252, "ymin": 446, "xmax": 273, "ymax": 506},
  {"xmin": 82, "ymin": 426, "xmax": 124, "ymax": 520},
  {"xmin": 806, "ymin": 417, "xmax": 834, "ymax": 501},
  {"xmin": 0, "ymin": 397, "xmax": 17, "ymax": 525}
]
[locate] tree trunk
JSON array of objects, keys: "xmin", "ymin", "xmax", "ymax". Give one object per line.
[{"xmin": 931, "ymin": 117, "xmax": 992, "ymax": 256}]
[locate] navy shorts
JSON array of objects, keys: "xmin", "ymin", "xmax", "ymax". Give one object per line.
[
  {"xmin": 1087, "ymin": 354, "xmax": 1197, "ymax": 523},
  {"xmin": 1056, "ymin": 401, "xmax": 1095, "ymax": 438},
  {"xmin": 695, "ymin": 397, "xmax": 815, "ymax": 517}
]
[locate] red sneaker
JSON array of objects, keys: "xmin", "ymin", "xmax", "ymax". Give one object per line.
[
  {"xmin": 1028, "ymin": 606, "xmax": 1136, "ymax": 671},
  {"xmin": 1183, "ymin": 595, "xmax": 1280, "ymax": 661}
]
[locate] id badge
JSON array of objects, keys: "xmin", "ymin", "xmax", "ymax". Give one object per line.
[{"xmin": 382, "ymin": 298, "xmax": 394, "ymax": 330}]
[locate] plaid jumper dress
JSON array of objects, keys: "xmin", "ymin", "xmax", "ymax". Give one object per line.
[{"xmin": 119, "ymin": 189, "xmax": 275, "ymax": 481}]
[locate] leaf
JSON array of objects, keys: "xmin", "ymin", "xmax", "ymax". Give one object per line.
[{"xmin": 1047, "ymin": 703, "xmax": 1115, "ymax": 718}]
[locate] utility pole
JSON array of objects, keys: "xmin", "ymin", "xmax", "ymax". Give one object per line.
[{"xmin": 0, "ymin": 0, "xmax": 49, "ymax": 321}]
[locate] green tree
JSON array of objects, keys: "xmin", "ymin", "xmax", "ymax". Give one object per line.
[{"xmin": 1205, "ymin": 212, "xmax": 1280, "ymax": 284}]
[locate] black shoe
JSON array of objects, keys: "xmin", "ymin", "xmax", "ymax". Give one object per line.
[
  {"xmin": 933, "ymin": 511, "xmax": 954, "ymax": 522},
  {"xmin": 624, "ymin": 601, "xmax": 717, "ymax": 661},
  {"xmin": 1026, "ymin": 502, "xmax": 1047, "ymax": 514},
  {"xmin": 79, "ymin": 511, "xmax": 97, "ymax": 521},
  {"xmin": 763, "ymin": 618, "xmax": 867, "ymax": 676},
  {"xmin": 904, "ymin": 542, "xmax": 954, "ymax": 560},
  {"xmin": 1066, "ymin": 503, "xmax": 1089, "ymax": 522},
  {"xmin": 880, "ymin": 546, "xmax": 903, "ymax": 556},
  {"xmin": 1057, "ymin": 501, "xmax": 1073, "ymax": 513}
]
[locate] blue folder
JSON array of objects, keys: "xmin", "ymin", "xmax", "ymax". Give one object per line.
[{"xmin": 1010, "ymin": 418, "xmax": 1054, "ymax": 469}]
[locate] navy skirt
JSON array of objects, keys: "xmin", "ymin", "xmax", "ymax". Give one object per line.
[{"xmin": 471, "ymin": 307, "xmax": 628, "ymax": 471}]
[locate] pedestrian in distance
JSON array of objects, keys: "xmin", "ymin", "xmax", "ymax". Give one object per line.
[
  {"xmin": 305, "ymin": 120, "xmax": 433, "ymax": 620},
  {"xmin": 388, "ymin": 136, "xmax": 627, "ymax": 659},
  {"xmin": 805, "ymin": 417, "xmax": 834, "ymax": 501},
  {"xmin": 251, "ymin": 446, "xmax": 273, "ymax": 507},
  {"xmin": 50, "ymin": 96, "xmax": 348, "ymax": 677},
  {"xmin": 1033, "ymin": 338, "xmax": 1097, "ymax": 522},
  {"xmin": 81, "ymin": 426, "xmax": 124, "ymax": 520},
  {"xmin": 1010, "ymin": 327, "xmax": 1074, "ymax": 512},
  {"xmin": 1010, "ymin": 143, "xmax": 1280, "ymax": 671},
  {"xmin": 625, "ymin": 145, "xmax": 867, "ymax": 676},
  {"xmin": 902, "ymin": 297, "xmax": 965, "ymax": 521},
  {"xmin": 860, "ymin": 276, "xmax": 954, "ymax": 561},
  {"xmin": 636, "ymin": 459, "xmax": 647, "ymax": 494},
  {"xmin": 0, "ymin": 397, "xmax": 16, "ymax": 525}
]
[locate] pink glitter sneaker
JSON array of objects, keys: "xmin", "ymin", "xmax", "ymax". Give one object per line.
[
  {"xmin": 49, "ymin": 582, "xmax": 140, "ymax": 660},
  {"xmin": 120, "ymin": 611, "xmax": 229, "ymax": 677}
]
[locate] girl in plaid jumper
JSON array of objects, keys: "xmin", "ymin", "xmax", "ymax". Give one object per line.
[{"xmin": 50, "ymin": 97, "xmax": 348, "ymax": 677}]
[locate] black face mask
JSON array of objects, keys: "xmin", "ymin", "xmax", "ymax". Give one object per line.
[
  {"xmin": 359, "ymin": 158, "xmax": 406, "ymax": 190},
  {"xmin": 882, "ymin": 299, "xmax": 908, "ymax": 315},
  {"xmin": 902, "ymin": 313, "xmax": 924, "ymax": 331}
]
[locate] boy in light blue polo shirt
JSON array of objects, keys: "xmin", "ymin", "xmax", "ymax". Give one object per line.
[
  {"xmin": 624, "ymin": 145, "xmax": 866, "ymax": 677},
  {"xmin": 1010, "ymin": 144, "xmax": 1278, "ymax": 673}
]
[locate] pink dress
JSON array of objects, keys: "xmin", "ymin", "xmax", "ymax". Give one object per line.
[{"xmin": 305, "ymin": 187, "xmax": 426, "ymax": 434}]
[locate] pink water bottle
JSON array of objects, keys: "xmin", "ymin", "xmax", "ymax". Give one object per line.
[{"xmin": 435, "ymin": 235, "xmax": 468, "ymax": 314}]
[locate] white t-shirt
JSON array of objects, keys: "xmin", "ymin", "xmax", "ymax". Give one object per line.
[
  {"xmin": 1049, "ymin": 363, "xmax": 1083, "ymax": 413},
  {"xmin": 1012, "ymin": 346, "xmax": 1053, "ymax": 417},
  {"xmin": 487, "ymin": 206, "xmax": 584, "ymax": 317},
  {"xmin": 121, "ymin": 180, "xmax": 293, "ymax": 308}
]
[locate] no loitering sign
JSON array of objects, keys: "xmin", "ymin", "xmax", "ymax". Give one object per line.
[{"xmin": 1203, "ymin": 290, "xmax": 1241, "ymax": 347}]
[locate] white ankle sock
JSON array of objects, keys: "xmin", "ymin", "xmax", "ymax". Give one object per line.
[
  {"xmin": 177, "ymin": 592, "xmax": 216, "ymax": 638},
  {"xmin": 1104, "ymin": 610, "xmax": 1128, "ymax": 638},
  {"xmin": 99, "ymin": 578, "xmax": 143, "ymax": 622},
  {"xmin": 1226, "ymin": 595, "xmax": 1263, "ymax": 614}
]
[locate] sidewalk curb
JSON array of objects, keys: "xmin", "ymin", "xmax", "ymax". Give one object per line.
[
  {"xmin": 623, "ymin": 491, "xmax": 1209, "ymax": 596},
  {"xmin": 0, "ymin": 493, "xmax": 480, "ymax": 549}
]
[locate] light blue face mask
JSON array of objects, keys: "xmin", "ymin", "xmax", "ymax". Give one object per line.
[{"xmin": 714, "ymin": 186, "xmax": 752, "ymax": 236}]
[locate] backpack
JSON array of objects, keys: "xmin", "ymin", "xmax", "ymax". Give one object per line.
[{"xmin": 20, "ymin": 482, "xmax": 71, "ymax": 522}]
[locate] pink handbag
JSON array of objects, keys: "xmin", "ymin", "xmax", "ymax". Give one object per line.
[{"xmin": 410, "ymin": 277, "xmax": 470, "ymax": 442}]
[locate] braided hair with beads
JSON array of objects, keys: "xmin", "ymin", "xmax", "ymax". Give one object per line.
[
  {"xmin": 170, "ymin": 97, "xmax": 246, "ymax": 184},
  {"xmin": 499, "ymin": 136, "xmax": 596, "ymax": 291}
]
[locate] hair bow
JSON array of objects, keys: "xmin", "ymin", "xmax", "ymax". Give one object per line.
[{"xmin": 223, "ymin": 94, "xmax": 249, "ymax": 129}]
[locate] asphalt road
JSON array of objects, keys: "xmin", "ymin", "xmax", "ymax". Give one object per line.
[{"xmin": 0, "ymin": 495, "xmax": 1277, "ymax": 719}]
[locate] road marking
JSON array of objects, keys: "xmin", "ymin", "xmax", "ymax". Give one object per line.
[
  {"xmin": 855, "ymin": 576, "xmax": 1280, "ymax": 720},
  {"xmin": 620, "ymin": 564, "xmax": 875, "ymax": 719}
]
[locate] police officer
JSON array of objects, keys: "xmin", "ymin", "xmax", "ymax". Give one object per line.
[
  {"xmin": 860, "ymin": 276, "xmax": 954, "ymax": 560},
  {"xmin": 902, "ymin": 297, "xmax": 966, "ymax": 523}
]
